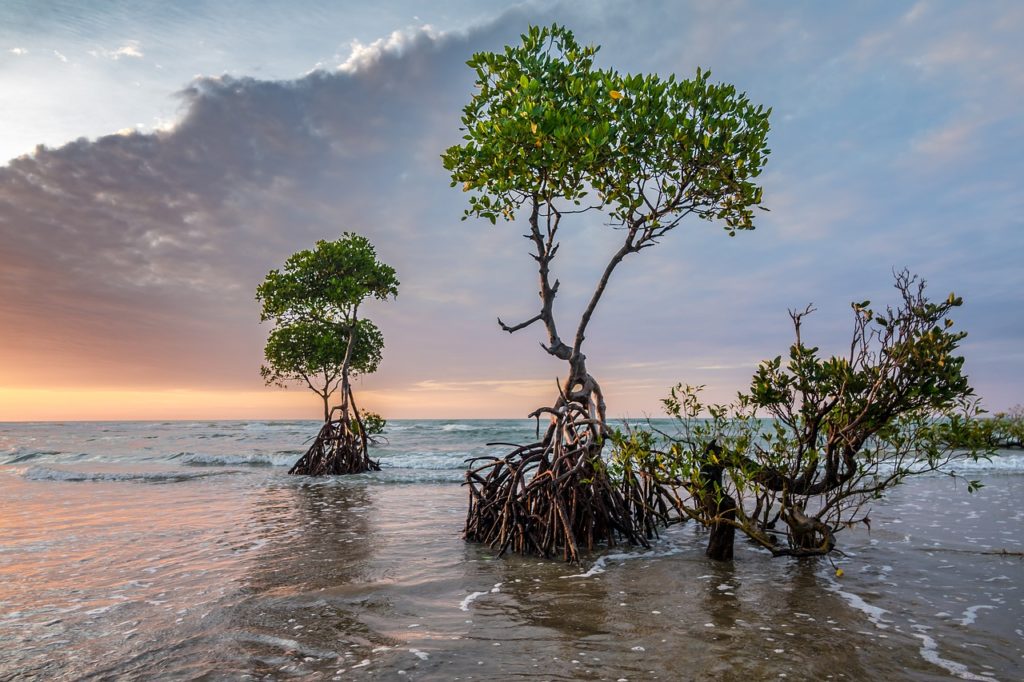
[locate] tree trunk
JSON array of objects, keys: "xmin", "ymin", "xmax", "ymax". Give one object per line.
[
  {"xmin": 339, "ymin": 307, "xmax": 359, "ymax": 423},
  {"xmin": 705, "ymin": 496, "xmax": 736, "ymax": 561},
  {"xmin": 700, "ymin": 444, "xmax": 736, "ymax": 561},
  {"xmin": 782, "ymin": 502, "xmax": 834, "ymax": 554},
  {"xmin": 466, "ymin": 200, "xmax": 664, "ymax": 561}
]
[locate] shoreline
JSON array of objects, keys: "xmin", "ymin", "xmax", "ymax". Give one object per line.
[{"xmin": 1, "ymin": 420, "xmax": 1021, "ymax": 679}]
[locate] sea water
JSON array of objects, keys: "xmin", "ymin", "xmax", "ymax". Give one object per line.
[{"xmin": 1, "ymin": 420, "xmax": 1022, "ymax": 680}]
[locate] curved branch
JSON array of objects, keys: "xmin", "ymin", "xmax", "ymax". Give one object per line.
[
  {"xmin": 498, "ymin": 313, "xmax": 543, "ymax": 333},
  {"xmin": 573, "ymin": 231, "xmax": 636, "ymax": 354}
]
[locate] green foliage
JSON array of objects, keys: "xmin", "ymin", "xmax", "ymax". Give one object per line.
[
  {"xmin": 256, "ymin": 234, "xmax": 398, "ymax": 417},
  {"xmin": 607, "ymin": 426, "xmax": 661, "ymax": 479},
  {"xmin": 356, "ymin": 411, "xmax": 387, "ymax": 439},
  {"xmin": 260, "ymin": 318, "xmax": 384, "ymax": 387},
  {"xmin": 257, "ymin": 233, "xmax": 399, "ymax": 324},
  {"xmin": 977, "ymin": 405, "xmax": 1024, "ymax": 448},
  {"xmin": 615, "ymin": 272, "xmax": 993, "ymax": 557},
  {"xmin": 749, "ymin": 277, "xmax": 972, "ymax": 439},
  {"xmin": 441, "ymin": 23, "xmax": 771, "ymax": 235}
]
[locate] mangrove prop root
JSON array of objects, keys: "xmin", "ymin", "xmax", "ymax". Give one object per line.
[
  {"xmin": 463, "ymin": 400, "xmax": 667, "ymax": 563},
  {"xmin": 289, "ymin": 416, "xmax": 380, "ymax": 476}
]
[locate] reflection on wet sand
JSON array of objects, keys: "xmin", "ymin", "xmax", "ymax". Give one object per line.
[
  {"xmin": 2, "ymin": 455, "xmax": 1021, "ymax": 680},
  {"xmin": 213, "ymin": 481, "xmax": 395, "ymax": 677}
]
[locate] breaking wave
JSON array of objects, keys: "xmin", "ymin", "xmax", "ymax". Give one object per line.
[
  {"xmin": 175, "ymin": 451, "xmax": 301, "ymax": 468},
  {"xmin": 20, "ymin": 466, "xmax": 239, "ymax": 483},
  {"xmin": 2, "ymin": 449, "xmax": 63, "ymax": 464}
]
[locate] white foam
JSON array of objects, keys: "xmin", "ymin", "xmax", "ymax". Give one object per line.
[
  {"xmin": 825, "ymin": 577, "xmax": 891, "ymax": 630},
  {"xmin": 561, "ymin": 544, "xmax": 685, "ymax": 579},
  {"xmin": 912, "ymin": 627, "xmax": 991, "ymax": 681},
  {"xmin": 459, "ymin": 591, "xmax": 490, "ymax": 611},
  {"xmin": 370, "ymin": 470, "xmax": 466, "ymax": 484},
  {"xmin": 945, "ymin": 451, "xmax": 1024, "ymax": 473},
  {"xmin": 233, "ymin": 633, "xmax": 338, "ymax": 659},
  {"xmin": 377, "ymin": 452, "xmax": 470, "ymax": 471},
  {"xmin": 20, "ymin": 466, "xmax": 230, "ymax": 483},
  {"xmin": 179, "ymin": 452, "xmax": 298, "ymax": 467},
  {"xmin": 958, "ymin": 605, "xmax": 995, "ymax": 627},
  {"xmin": 440, "ymin": 424, "xmax": 480, "ymax": 432}
]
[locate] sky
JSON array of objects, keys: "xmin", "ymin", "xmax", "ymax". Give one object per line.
[{"xmin": 0, "ymin": 0, "xmax": 1021, "ymax": 420}]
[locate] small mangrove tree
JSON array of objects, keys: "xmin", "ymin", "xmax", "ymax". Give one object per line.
[
  {"xmin": 257, "ymin": 233, "xmax": 398, "ymax": 475},
  {"xmin": 614, "ymin": 271, "xmax": 991, "ymax": 560},
  {"xmin": 979, "ymin": 405, "xmax": 1024, "ymax": 449}
]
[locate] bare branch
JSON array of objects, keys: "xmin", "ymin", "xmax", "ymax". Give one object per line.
[{"xmin": 497, "ymin": 313, "xmax": 544, "ymax": 334}]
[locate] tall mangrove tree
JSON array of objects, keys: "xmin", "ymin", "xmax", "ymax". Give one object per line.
[{"xmin": 442, "ymin": 24, "xmax": 771, "ymax": 561}]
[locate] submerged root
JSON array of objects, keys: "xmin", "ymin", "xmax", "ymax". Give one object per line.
[
  {"xmin": 289, "ymin": 417, "xmax": 380, "ymax": 476},
  {"xmin": 463, "ymin": 400, "xmax": 668, "ymax": 563}
]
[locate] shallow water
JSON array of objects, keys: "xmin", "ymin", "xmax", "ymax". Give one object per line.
[{"xmin": 1, "ymin": 420, "xmax": 1022, "ymax": 680}]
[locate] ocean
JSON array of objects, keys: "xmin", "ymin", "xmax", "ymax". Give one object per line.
[{"xmin": 1, "ymin": 419, "xmax": 1022, "ymax": 680}]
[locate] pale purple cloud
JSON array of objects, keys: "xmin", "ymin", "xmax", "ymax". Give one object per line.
[{"xmin": 0, "ymin": 1, "xmax": 1021, "ymax": 417}]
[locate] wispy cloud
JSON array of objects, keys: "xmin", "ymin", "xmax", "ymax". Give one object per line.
[
  {"xmin": 907, "ymin": 118, "xmax": 981, "ymax": 168},
  {"xmin": 693, "ymin": 363, "xmax": 756, "ymax": 371},
  {"xmin": 8, "ymin": 47, "xmax": 27, "ymax": 56},
  {"xmin": 411, "ymin": 378, "xmax": 554, "ymax": 393},
  {"xmin": 89, "ymin": 41, "xmax": 144, "ymax": 60}
]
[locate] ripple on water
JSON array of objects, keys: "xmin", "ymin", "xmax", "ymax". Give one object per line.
[{"xmin": 0, "ymin": 425, "xmax": 1021, "ymax": 680}]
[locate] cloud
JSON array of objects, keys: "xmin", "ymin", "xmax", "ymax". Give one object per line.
[
  {"xmin": 89, "ymin": 41, "xmax": 144, "ymax": 60},
  {"xmin": 0, "ymin": 3, "xmax": 1021, "ymax": 416},
  {"xmin": 903, "ymin": 1, "xmax": 929, "ymax": 24},
  {"xmin": 0, "ymin": 17, "xmax": 529, "ymax": 398},
  {"xmin": 907, "ymin": 118, "xmax": 980, "ymax": 167},
  {"xmin": 9, "ymin": 47, "xmax": 27, "ymax": 56},
  {"xmin": 53, "ymin": 49, "xmax": 68, "ymax": 63},
  {"xmin": 411, "ymin": 378, "xmax": 554, "ymax": 395},
  {"xmin": 339, "ymin": 25, "xmax": 442, "ymax": 73}
]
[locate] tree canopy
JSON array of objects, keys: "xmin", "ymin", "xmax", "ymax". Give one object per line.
[
  {"xmin": 256, "ymin": 233, "xmax": 398, "ymax": 423},
  {"xmin": 257, "ymin": 233, "xmax": 399, "ymax": 326},
  {"xmin": 442, "ymin": 23, "xmax": 771, "ymax": 400},
  {"xmin": 260, "ymin": 318, "xmax": 384, "ymax": 421},
  {"xmin": 442, "ymin": 23, "xmax": 770, "ymax": 235}
]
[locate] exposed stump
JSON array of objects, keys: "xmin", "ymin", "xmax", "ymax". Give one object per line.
[{"xmin": 289, "ymin": 414, "xmax": 380, "ymax": 476}]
